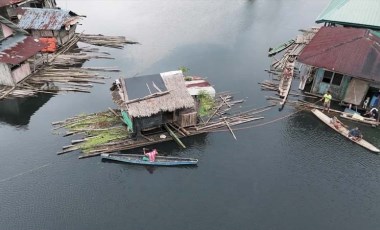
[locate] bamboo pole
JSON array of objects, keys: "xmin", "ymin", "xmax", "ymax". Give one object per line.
[
  {"xmin": 222, "ymin": 117, "xmax": 237, "ymax": 140},
  {"xmin": 164, "ymin": 124, "xmax": 186, "ymax": 149}
]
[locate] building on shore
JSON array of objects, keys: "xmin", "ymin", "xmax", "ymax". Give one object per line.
[
  {"xmin": 297, "ymin": 27, "xmax": 380, "ymax": 109},
  {"xmin": 16, "ymin": 7, "xmax": 82, "ymax": 46},
  {"xmin": 111, "ymin": 70, "xmax": 197, "ymax": 136},
  {"xmin": 0, "ymin": 15, "xmax": 46, "ymax": 86}
]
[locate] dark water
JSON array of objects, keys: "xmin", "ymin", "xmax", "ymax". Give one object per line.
[{"xmin": 1, "ymin": 1, "xmax": 379, "ymax": 229}]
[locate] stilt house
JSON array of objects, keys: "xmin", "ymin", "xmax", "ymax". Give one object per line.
[
  {"xmin": 16, "ymin": 7, "xmax": 82, "ymax": 46},
  {"xmin": 111, "ymin": 70, "xmax": 196, "ymax": 135},
  {"xmin": 0, "ymin": 15, "xmax": 46, "ymax": 86},
  {"xmin": 297, "ymin": 27, "xmax": 380, "ymax": 109}
]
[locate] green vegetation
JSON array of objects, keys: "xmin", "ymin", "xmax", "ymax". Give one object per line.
[
  {"xmin": 198, "ymin": 91, "xmax": 215, "ymax": 117},
  {"xmin": 80, "ymin": 127, "xmax": 129, "ymax": 153},
  {"xmin": 65, "ymin": 112, "xmax": 120, "ymax": 131},
  {"xmin": 179, "ymin": 66, "xmax": 190, "ymax": 74},
  {"xmin": 184, "ymin": 76, "xmax": 193, "ymax": 81},
  {"xmin": 63, "ymin": 111, "xmax": 129, "ymax": 153}
]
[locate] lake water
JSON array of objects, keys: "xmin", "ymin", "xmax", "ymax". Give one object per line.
[{"xmin": 0, "ymin": 1, "xmax": 379, "ymax": 229}]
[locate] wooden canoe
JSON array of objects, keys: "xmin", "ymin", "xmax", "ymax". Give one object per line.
[
  {"xmin": 340, "ymin": 113, "xmax": 379, "ymax": 127},
  {"xmin": 311, "ymin": 109, "xmax": 380, "ymax": 153},
  {"xmin": 268, "ymin": 39, "xmax": 295, "ymax": 56},
  {"xmin": 278, "ymin": 60, "xmax": 295, "ymax": 105},
  {"xmin": 101, "ymin": 153, "xmax": 198, "ymax": 166}
]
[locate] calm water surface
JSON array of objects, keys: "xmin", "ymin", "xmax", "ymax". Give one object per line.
[{"xmin": 0, "ymin": 1, "xmax": 379, "ymax": 229}]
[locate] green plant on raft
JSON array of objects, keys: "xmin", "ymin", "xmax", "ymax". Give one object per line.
[
  {"xmin": 179, "ymin": 66, "xmax": 190, "ymax": 74},
  {"xmin": 184, "ymin": 76, "xmax": 193, "ymax": 81},
  {"xmin": 65, "ymin": 113, "xmax": 120, "ymax": 131},
  {"xmin": 80, "ymin": 128, "xmax": 129, "ymax": 153},
  {"xmin": 198, "ymin": 91, "xmax": 215, "ymax": 117}
]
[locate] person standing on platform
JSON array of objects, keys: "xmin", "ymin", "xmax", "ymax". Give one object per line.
[{"xmin": 319, "ymin": 91, "xmax": 332, "ymax": 113}]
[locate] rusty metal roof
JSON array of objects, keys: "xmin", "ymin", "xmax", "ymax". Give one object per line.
[
  {"xmin": 298, "ymin": 27, "xmax": 380, "ymax": 82},
  {"xmin": 0, "ymin": 34, "xmax": 46, "ymax": 64},
  {"xmin": 17, "ymin": 7, "xmax": 78, "ymax": 30},
  {"xmin": 0, "ymin": 0, "xmax": 25, "ymax": 7}
]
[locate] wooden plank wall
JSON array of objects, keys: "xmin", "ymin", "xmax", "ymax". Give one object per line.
[
  {"xmin": 0, "ymin": 63, "xmax": 14, "ymax": 86},
  {"xmin": 11, "ymin": 62, "xmax": 31, "ymax": 84}
]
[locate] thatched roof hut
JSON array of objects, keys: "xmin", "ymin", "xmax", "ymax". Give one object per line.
[{"xmin": 112, "ymin": 70, "xmax": 195, "ymax": 118}]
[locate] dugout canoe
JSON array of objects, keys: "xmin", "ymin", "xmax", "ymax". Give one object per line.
[
  {"xmin": 311, "ymin": 109, "xmax": 380, "ymax": 153},
  {"xmin": 101, "ymin": 153, "xmax": 198, "ymax": 166},
  {"xmin": 340, "ymin": 113, "xmax": 379, "ymax": 127},
  {"xmin": 268, "ymin": 39, "xmax": 295, "ymax": 56}
]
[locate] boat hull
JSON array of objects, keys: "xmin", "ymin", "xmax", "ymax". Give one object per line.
[
  {"xmin": 311, "ymin": 109, "xmax": 380, "ymax": 153},
  {"xmin": 268, "ymin": 39, "xmax": 295, "ymax": 56},
  {"xmin": 101, "ymin": 153, "xmax": 198, "ymax": 166}
]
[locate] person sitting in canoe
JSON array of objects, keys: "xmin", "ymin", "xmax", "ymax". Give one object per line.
[
  {"xmin": 348, "ymin": 127, "xmax": 363, "ymax": 141},
  {"xmin": 143, "ymin": 148, "xmax": 158, "ymax": 162},
  {"xmin": 330, "ymin": 116, "xmax": 345, "ymax": 130}
]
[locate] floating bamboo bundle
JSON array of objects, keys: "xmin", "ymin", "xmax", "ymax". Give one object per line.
[{"xmin": 79, "ymin": 34, "xmax": 139, "ymax": 49}]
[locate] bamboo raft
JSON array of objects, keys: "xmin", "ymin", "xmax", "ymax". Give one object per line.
[
  {"xmin": 53, "ymin": 94, "xmax": 273, "ymax": 159},
  {"xmin": 78, "ymin": 34, "xmax": 139, "ymax": 49}
]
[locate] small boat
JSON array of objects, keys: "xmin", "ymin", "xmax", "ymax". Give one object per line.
[
  {"xmin": 268, "ymin": 39, "xmax": 295, "ymax": 56},
  {"xmin": 340, "ymin": 113, "xmax": 379, "ymax": 127},
  {"xmin": 101, "ymin": 153, "xmax": 198, "ymax": 166},
  {"xmin": 278, "ymin": 60, "xmax": 295, "ymax": 106},
  {"xmin": 311, "ymin": 109, "xmax": 380, "ymax": 153}
]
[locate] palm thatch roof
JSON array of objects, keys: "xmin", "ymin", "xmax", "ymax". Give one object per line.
[{"xmin": 112, "ymin": 70, "xmax": 195, "ymax": 118}]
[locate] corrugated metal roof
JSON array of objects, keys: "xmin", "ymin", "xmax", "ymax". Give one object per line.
[
  {"xmin": 298, "ymin": 27, "xmax": 380, "ymax": 82},
  {"xmin": 17, "ymin": 7, "xmax": 78, "ymax": 30},
  {"xmin": 0, "ymin": 35, "xmax": 46, "ymax": 64},
  {"xmin": 0, "ymin": 0, "xmax": 25, "ymax": 7},
  {"xmin": 316, "ymin": 0, "xmax": 380, "ymax": 30}
]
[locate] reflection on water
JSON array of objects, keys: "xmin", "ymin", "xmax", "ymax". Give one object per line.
[{"xmin": 0, "ymin": 94, "xmax": 53, "ymax": 128}]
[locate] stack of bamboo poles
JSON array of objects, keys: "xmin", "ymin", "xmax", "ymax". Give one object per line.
[
  {"xmin": 0, "ymin": 32, "xmax": 137, "ymax": 100},
  {"xmin": 78, "ymin": 34, "xmax": 139, "ymax": 49},
  {"xmin": 53, "ymin": 94, "xmax": 271, "ymax": 159}
]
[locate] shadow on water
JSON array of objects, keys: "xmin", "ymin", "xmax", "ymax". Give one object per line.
[{"xmin": 0, "ymin": 93, "xmax": 53, "ymax": 128}]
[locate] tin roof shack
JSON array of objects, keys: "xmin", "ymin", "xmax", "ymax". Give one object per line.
[
  {"xmin": 111, "ymin": 70, "xmax": 196, "ymax": 136},
  {"xmin": 0, "ymin": 16, "xmax": 46, "ymax": 86},
  {"xmin": 298, "ymin": 27, "xmax": 380, "ymax": 108},
  {"xmin": 0, "ymin": 0, "xmax": 56, "ymax": 21},
  {"xmin": 316, "ymin": 0, "xmax": 380, "ymax": 30},
  {"xmin": 16, "ymin": 7, "xmax": 82, "ymax": 46}
]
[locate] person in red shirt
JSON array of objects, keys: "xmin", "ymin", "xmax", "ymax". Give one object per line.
[{"xmin": 143, "ymin": 148, "xmax": 158, "ymax": 162}]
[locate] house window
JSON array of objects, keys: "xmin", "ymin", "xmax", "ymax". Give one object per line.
[
  {"xmin": 322, "ymin": 70, "xmax": 343, "ymax": 86},
  {"xmin": 322, "ymin": 71, "xmax": 333, "ymax": 83},
  {"xmin": 331, "ymin": 73, "xmax": 343, "ymax": 86}
]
